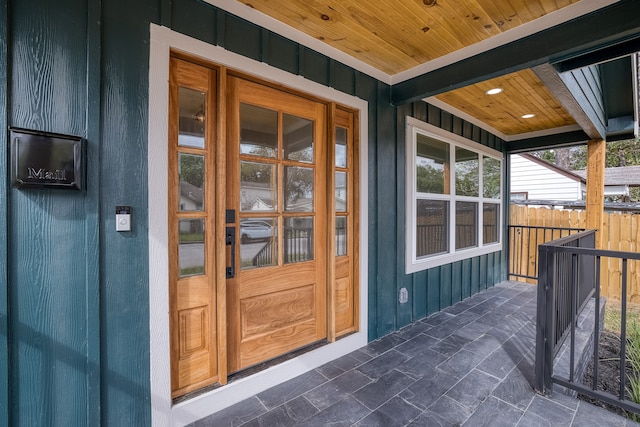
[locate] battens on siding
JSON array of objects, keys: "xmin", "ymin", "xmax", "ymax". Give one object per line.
[
  {"xmin": 0, "ymin": 0, "xmax": 8, "ymax": 422},
  {"xmin": 86, "ymin": 0, "xmax": 103, "ymax": 424}
]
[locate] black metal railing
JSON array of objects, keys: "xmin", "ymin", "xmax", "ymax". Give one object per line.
[
  {"xmin": 251, "ymin": 226, "xmax": 315, "ymax": 266},
  {"xmin": 535, "ymin": 230, "xmax": 640, "ymax": 416},
  {"xmin": 252, "ymin": 239, "xmax": 275, "ymax": 267},
  {"xmin": 508, "ymin": 225, "xmax": 585, "ymax": 281},
  {"xmin": 283, "ymin": 226, "xmax": 313, "ymax": 263}
]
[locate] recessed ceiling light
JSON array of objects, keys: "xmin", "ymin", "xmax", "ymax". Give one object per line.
[
  {"xmin": 486, "ymin": 88, "xmax": 503, "ymax": 95},
  {"xmin": 521, "ymin": 114, "xmax": 535, "ymax": 119}
]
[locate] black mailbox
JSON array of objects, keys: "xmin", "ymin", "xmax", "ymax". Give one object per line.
[{"xmin": 10, "ymin": 127, "xmax": 84, "ymax": 190}]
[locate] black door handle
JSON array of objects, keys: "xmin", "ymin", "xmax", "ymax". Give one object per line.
[{"xmin": 226, "ymin": 226, "xmax": 236, "ymax": 279}]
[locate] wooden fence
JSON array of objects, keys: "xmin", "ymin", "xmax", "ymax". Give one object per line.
[{"xmin": 510, "ymin": 204, "xmax": 640, "ymax": 302}]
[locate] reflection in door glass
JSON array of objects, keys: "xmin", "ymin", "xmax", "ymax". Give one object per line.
[
  {"xmin": 283, "ymin": 113, "xmax": 313, "ymax": 162},
  {"xmin": 335, "ymin": 127, "xmax": 347, "ymax": 168},
  {"xmin": 240, "ymin": 218, "xmax": 277, "ymax": 270},
  {"xmin": 178, "ymin": 87, "xmax": 206, "ymax": 148},
  {"xmin": 284, "ymin": 217, "xmax": 313, "ymax": 263},
  {"xmin": 178, "ymin": 219, "xmax": 205, "ymax": 277},
  {"xmin": 284, "ymin": 166, "xmax": 313, "ymax": 212},
  {"xmin": 178, "ymin": 153, "xmax": 205, "ymax": 212},
  {"xmin": 336, "ymin": 216, "xmax": 347, "ymax": 256},
  {"xmin": 240, "ymin": 161, "xmax": 277, "ymax": 211},
  {"xmin": 335, "ymin": 171, "xmax": 347, "ymax": 212},
  {"xmin": 240, "ymin": 103, "xmax": 277, "ymax": 158}
]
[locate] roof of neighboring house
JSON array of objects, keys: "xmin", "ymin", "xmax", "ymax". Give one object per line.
[
  {"xmin": 575, "ymin": 166, "xmax": 640, "ymax": 187},
  {"xmin": 180, "ymin": 181, "xmax": 204, "ymax": 203},
  {"xmin": 517, "ymin": 153, "xmax": 586, "ymax": 184},
  {"xmin": 574, "ymin": 166, "xmax": 640, "ymax": 187}
]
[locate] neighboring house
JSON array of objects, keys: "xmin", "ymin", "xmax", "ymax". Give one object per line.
[
  {"xmin": 574, "ymin": 165, "xmax": 640, "ymax": 201},
  {"xmin": 510, "ymin": 153, "xmax": 586, "ymax": 201},
  {"xmin": 510, "ymin": 153, "xmax": 640, "ymax": 202},
  {"xmin": 179, "ymin": 181, "xmax": 203, "ymax": 211},
  {"xmin": 1, "ymin": 1, "xmax": 639, "ymax": 426}
]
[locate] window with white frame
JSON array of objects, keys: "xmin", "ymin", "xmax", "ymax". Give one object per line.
[{"xmin": 405, "ymin": 117, "xmax": 502, "ymax": 273}]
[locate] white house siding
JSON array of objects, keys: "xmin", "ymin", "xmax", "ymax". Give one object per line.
[{"xmin": 510, "ymin": 154, "xmax": 584, "ymax": 201}]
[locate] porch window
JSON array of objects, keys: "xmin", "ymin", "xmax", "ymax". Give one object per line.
[{"xmin": 405, "ymin": 117, "xmax": 502, "ymax": 273}]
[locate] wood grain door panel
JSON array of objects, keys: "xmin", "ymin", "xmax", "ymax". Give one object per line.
[{"xmin": 227, "ymin": 76, "xmax": 327, "ymax": 373}]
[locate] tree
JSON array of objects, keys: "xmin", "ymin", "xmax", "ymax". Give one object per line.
[
  {"xmin": 179, "ymin": 154, "xmax": 204, "ymax": 188},
  {"xmin": 416, "ymin": 164, "xmax": 445, "ymax": 193}
]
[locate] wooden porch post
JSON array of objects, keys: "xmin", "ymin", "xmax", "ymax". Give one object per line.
[{"xmin": 585, "ymin": 139, "xmax": 605, "ymax": 249}]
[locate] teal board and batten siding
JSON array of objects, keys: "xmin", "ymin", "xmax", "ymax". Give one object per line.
[
  {"xmin": 1, "ymin": 0, "xmax": 156, "ymax": 425},
  {"xmin": 394, "ymin": 102, "xmax": 507, "ymax": 331},
  {"xmin": 0, "ymin": 0, "xmax": 8, "ymax": 424},
  {"xmin": 0, "ymin": 0, "xmax": 507, "ymax": 425}
]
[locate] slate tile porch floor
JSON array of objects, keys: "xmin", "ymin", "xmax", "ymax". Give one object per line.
[{"xmin": 193, "ymin": 281, "xmax": 639, "ymax": 426}]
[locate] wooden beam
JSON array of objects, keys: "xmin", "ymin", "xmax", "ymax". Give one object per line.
[
  {"xmin": 391, "ymin": 0, "xmax": 640, "ymax": 105},
  {"xmin": 532, "ymin": 64, "xmax": 605, "ymax": 140},
  {"xmin": 586, "ymin": 139, "xmax": 606, "ymax": 249}
]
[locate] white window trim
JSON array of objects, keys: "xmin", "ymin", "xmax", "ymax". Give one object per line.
[
  {"xmin": 405, "ymin": 116, "xmax": 502, "ymax": 274},
  {"xmin": 148, "ymin": 25, "xmax": 369, "ymax": 427}
]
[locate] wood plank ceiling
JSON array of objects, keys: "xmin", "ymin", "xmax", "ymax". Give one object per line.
[{"xmin": 234, "ymin": 0, "xmax": 586, "ymax": 138}]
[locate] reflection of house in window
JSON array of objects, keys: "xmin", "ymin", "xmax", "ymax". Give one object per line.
[
  {"xmin": 179, "ymin": 181, "xmax": 203, "ymax": 210},
  {"xmin": 179, "ymin": 182, "xmax": 204, "ymax": 234},
  {"xmin": 240, "ymin": 181, "xmax": 275, "ymax": 211}
]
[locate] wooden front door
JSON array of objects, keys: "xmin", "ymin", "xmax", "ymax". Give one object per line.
[
  {"xmin": 225, "ymin": 76, "xmax": 328, "ymax": 373},
  {"xmin": 168, "ymin": 55, "xmax": 358, "ymax": 397}
]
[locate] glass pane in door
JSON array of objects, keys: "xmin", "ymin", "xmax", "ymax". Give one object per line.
[
  {"xmin": 283, "ymin": 113, "xmax": 313, "ymax": 162},
  {"xmin": 335, "ymin": 171, "xmax": 347, "ymax": 212},
  {"xmin": 284, "ymin": 217, "xmax": 313, "ymax": 263},
  {"xmin": 178, "ymin": 87, "xmax": 206, "ymax": 148},
  {"xmin": 240, "ymin": 217, "xmax": 277, "ymax": 270},
  {"xmin": 336, "ymin": 216, "xmax": 347, "ymax": 256},
  {"xmin": 284, "ymin": 166, "xmax": 313, "ymax": 212},
  {"xmin": 178, "ymin": 153, "xmax": 205, "ymax": 212},
  {"xmin": 240, "ymin": 103, "xmax": 277, "ymax": 157},
  {"xmin": 240, "ymin": 161, "xmax": 277, "ymax": 212},
  {"xmin": 335, "ymin": 127, "xmax": 347, "ymax": 168},
  {"xmin": 178, "ymin": 219, "xmax": 205, "ymax": 277}
]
